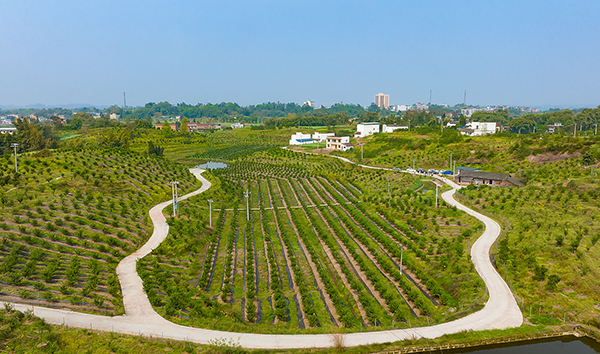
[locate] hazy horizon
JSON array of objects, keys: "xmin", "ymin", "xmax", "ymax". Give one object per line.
[{"xmin": 1, "ymin": 102, "xmax": 598, "ymax": 112}]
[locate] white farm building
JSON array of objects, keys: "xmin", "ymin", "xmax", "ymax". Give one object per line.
[
  {"xmin": 289, "ymin": 132, "xmax": 313, "ymax": 145},
  {"xmin": 312, "ymin": 132, "xmax": 335, "ymax": 142},
  {"xmin": 382, "ymin": 124, "xmax": 409, "ymax": 133},
  {"xmin": 460, "ymin": 122, "xmax": 500, "ymax": 136},
  {"xmin": 355, "ymin": 122, "xmax": 380, "ymax": 138}
]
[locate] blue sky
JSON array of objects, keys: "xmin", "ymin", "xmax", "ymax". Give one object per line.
[{"xmin": 1, "ymin": 1, "xmax": 599, "ymax": 108}]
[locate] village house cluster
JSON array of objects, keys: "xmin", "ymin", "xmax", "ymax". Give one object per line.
[{"xmin": 289, "ymin": 122, "xmax": 414, "ymax": 151}]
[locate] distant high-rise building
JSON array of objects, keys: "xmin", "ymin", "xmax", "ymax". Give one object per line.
[
  {"xmin": 303, "ymin": 100, "xmax": 315, "ymax": 108},
  {"xmin": 375, "ymin": 93, "xmax": 389, "ymax": 110}
]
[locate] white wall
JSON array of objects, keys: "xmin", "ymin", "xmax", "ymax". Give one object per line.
[
  {"xmin": 312, "ymin": 132, "xmax": 334, "ymax": 142},
  {"xmin": 289, "ymin": 132, "xmax": 312, "ymax": 145},
  {"xmin": 382, "ymin": 124, "xmax": 408, "ymax": 133},
  {"xmin": 471, "ymin": 122, "xmax": 497, "ymax": 134},
  {"xmin": 356, "ymin": 123, "xmax": 379, "ymax": 137}
]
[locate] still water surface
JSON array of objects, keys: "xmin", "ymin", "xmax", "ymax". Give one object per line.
[
  {"xmin": 195, "ymin": 161, "xmax": 228, "ymax": 170},
  {"xmin": 435, "ymin": 336, "xmax": 599, "ymax": 353}
]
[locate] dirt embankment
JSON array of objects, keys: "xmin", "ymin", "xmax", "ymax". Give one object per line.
[{"xmin": 526, "ymin": 152, "xmax": 582, "ymax": 163}]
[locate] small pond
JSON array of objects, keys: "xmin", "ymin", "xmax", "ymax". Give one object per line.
[{"xmin": 195, "ymin": 161, "xmax": 228, "ymax": 170}]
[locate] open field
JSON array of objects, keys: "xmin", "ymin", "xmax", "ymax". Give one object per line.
[{"xmin": 130, "ymin": 128, "xmax": 291, "ymax": 166}]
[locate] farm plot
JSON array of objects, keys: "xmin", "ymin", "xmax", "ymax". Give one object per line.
[
  {"xmin": 0, "ymin": 148, "xmax": 201, "ymax": 315},
  {"xmin": 138, "ymin": 149, "xmax": 485, "ymax": 333}
]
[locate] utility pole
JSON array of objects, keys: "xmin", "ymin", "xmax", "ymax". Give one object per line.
[
  {"xmin": 435, "ymin": 185, "xmax": 439, "ymax": 208},
  {"xmin": 574, "ymin": 123, "xmax": 577, "ymax": 137},
  {"xmin": 244, "ymin": 189, "xmax": 251, "ymax": 221},
  {"xmin": 595, "ymin": 123, "xmax": 598, "ymax": 136},
  {"xmin": 387, "ymin": 181, "xmax": 390, "ymax": 197},
  {"xmin": 361, "ymin": 144, "xmax": 364, "ymax": 160},
  {"xmin": 449, "ymin": 153, "xmax": 453, "ymax": 170},
  {"xmin": 169, "ymin": 181, "xmax": 179, "ymax": 217},
  {"xmin": 208, "ymin": 199, "xmax": 213, "ymax": 227},
  {"xmin": 97, "ymin": 133, "xmax": 100, "ymax": 147},
  {"xmin": 10, "ymin": 143, "xmax": 19, "ymax": 173},
  {"xmin": 400, "ymin": 248, "xmax": 403, "ymax": 276}
]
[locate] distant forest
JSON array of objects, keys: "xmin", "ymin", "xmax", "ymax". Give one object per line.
[
  {"xmin": 1, "ymin": 102, "xmax": 372, "ymax": 124},
  {"xmin": 121, "ymin": 102, "xmax": 370, "ymax": 123},
  {"xmin": 2, "ymin": 101, "xmax": 598, "ymax": 134}
]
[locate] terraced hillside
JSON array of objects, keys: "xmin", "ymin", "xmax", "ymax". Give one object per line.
[
  {"xmin": 456, "ymin": 158, "xmax": 600, "ymax": 326},
  {"xmin": 138, "ymin": 148, "xmax": 484, "ymax": 333},
  {"xmin": 339, "ymin": 131, "xmax": 600, "ymax": 327},
  {"xmin": 0, "ymin": 148, "xmax": 201, "ymax": 315},
  {"xmin": 128, "ymin": 126, "xmax": 289, "ymax": 165}
]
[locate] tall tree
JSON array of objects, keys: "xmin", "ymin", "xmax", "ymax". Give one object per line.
[
  {"xmin": 13, "ymin": 118, "xmax": 47, "ymax": 151},
  {"xmin": 180, "ymin": 117, "xmax": 188, "ymax": 133}
]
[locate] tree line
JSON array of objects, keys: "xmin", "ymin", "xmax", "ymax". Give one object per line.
[{"xmin": 119, "ymin": 102, "xmax": 369, "ymax": 124}]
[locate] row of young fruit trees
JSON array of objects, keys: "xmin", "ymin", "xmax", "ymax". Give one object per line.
[
  {"xmin": 139, "ymin": 149, "xmax": 482, "ymax": 333},
  {"xmin": 0, "ymin": 148, "xmax": 199, "ymax": 315}
]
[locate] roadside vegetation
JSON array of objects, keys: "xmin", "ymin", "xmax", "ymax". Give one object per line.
[{"xmin": 1, "ymin": 304, "xmax": 596, "ymax": 354}]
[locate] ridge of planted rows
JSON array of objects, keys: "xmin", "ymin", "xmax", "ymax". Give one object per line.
[
  {"xmin": 136, "ymin": 147, "xmax": 485, "ymax": 333},
  {"xmin": 0, "ymin": 147, "xmax": 200, "ymax": 315}
]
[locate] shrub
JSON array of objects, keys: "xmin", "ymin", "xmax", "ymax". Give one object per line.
[
  {"xmin": 533, "ymin": 264, "xmax": 548, "ymax": 281},
  {"xmin": 546, "ymin": 274, "xmax": 561, "ymax": 291},
  {"xmin": 18, "ymin": 289, "xmax": 31, "ymax": 299},
  {"xmin": 555, "ymin": 234, "xmax": 564, "ymax": 247},
  {"xmin": 42, "ymin": 291, "xmax": 54, "ymax": 302}
]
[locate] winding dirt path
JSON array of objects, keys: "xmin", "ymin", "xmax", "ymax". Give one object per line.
[{"xmin": 11, "ymin": 164, "xmax": 523, "ymax": 349}]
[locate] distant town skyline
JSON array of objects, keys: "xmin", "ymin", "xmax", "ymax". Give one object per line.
[
  {"xmin": 0, "ymin": 99, "xmax": 591, "ymax": 112},
  {"xmin": 1, "ymin": 1, "xmax": 599, "ymax": 109}
]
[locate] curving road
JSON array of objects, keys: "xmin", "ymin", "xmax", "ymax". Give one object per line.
[{"xmin": 11, "ymin": 164, "xmax": 522, "ymax": 349}]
